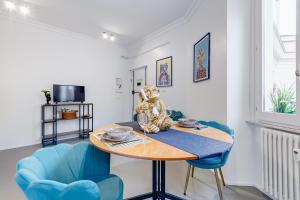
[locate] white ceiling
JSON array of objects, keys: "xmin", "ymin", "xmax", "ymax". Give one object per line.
[{"xmin": 2, "ymin": 0, "xmax": 195, "ymax": 44}]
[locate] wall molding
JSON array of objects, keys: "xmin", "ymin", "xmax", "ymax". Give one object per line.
[
  {"xmin": 0, "ymin": 140, "xmax": 40, "ymax": 151},
  {"xmin": 128, "ymin": 0, "xmax": 202, "ymax": 47},
  {"xmin": 121, "ymin": 42, "xmax": 170, "ymax": 60},
  {"xmin": 228, "ymin": 183, "xmax": 272, "ymax": 200},
  {"xmin": 123, "ymin": 0, "xmax": 202, "ymax": 58}
]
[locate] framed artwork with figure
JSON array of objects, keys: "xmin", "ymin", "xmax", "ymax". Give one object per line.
[
  {"xmin": 193, "ymin": 32, "xmax": 210, "ymax": 82},
  {"xmin": 156, "ymin": 56, "xmax": 172, "ymax": 87}
]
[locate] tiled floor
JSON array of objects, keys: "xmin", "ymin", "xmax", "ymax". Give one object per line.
[
  {"xmin": 113, "ymin": 160, "xmax": 269, "ymax": 200},
  {"xmin": 0, "ymin": 140, "xmax": 269, "ymax": 200}
]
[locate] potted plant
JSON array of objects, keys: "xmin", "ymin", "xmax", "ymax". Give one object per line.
[
  {"xmin": 61, "ymin": 108, "xmax": 78, "ymax": 120},
  {"xmin": 269, "ymin": 84, "xmax": 296, "ymax": 114}
]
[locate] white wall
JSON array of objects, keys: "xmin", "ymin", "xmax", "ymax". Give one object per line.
[
  {"xmin": 0, "ymin": 16, "xmax": 131, "ymax": 150},
  {"xmin": 226, "ymin": 0, "xmax": 261, "ymax": 186},
  {"xmin": 183, "ymin": 0, "xmax": 227, "ymax": 122},
  {"xmin": 128, "ymin": 0, "xmax": 228, "ymax": 122},
  {"xmin": 127, "ymin": 0, "xmax": 261, "ymax": 187},
  {"xmin": 128, "ymin": 27, "xmax": 187, "ymax": 112}
]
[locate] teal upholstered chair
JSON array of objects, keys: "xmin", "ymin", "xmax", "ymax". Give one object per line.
[
  {"xmin": 183, "ymin": 121, "xmax": 234, "ymax": 200},
  {"xmin": 15, "ymin": 142, "xmax": 123, "ymax": 200}
]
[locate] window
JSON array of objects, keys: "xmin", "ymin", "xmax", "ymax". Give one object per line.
[
  {"xmin": 255, "ymin": 0, "xmax": 300, "ymax": 127},
  {"xmin": 263, "ymin": 0, "xmax": 296, "ymax": 114}
]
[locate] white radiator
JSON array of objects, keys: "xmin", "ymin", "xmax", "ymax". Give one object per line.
[{"xmin": 261, "ymin": 128, "xmax": 300, "ymax": 200}]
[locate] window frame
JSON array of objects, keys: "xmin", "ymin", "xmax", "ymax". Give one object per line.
[{"xmin": 252, "ymin": 0, "xmax": 300, "ymax": 129}]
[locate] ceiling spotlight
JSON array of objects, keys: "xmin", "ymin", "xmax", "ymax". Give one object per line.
[
  {"xmin": 102, "ymin": 32, "xmax": 108, "ymax": 39},
  {"xmin": 19, "ymin": 5, "xmax": 30, "ymax": 15},
  {"xmin": 4, "ymin": 1, "xmax": 16, "ymax": 11},
  {"xmin": 110, "ymin": 35, "xmax": 115, "ymax": 41}
]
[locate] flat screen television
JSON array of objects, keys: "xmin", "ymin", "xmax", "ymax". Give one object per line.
[{"xmin": 53, "ymin": 84, "xmax": 85, "ymax": 103}]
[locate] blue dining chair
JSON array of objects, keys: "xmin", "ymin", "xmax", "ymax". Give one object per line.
[
  {"xmin": 15, "ymin": 142, "xmax": 123, "ymax": 200},
  {"xmin": 183, "ymin": 121, "xmax": 235, "ymax": 200}
]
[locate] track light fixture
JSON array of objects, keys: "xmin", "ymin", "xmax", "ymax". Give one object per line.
[
  {"xmin": 4, "ymin": 1, "xmax": 16, "ymax": 11},
  {"xmin": 19, "ymin": 5, "xmax": 30, "ymax": 15},
  {"xmin": 3, "ymin": 1, "xmax": 30, "ymax": 15},
  {"xmin": 110, "ymin": 35, "xmax": 115, "ymax": 41},
  {"xmin": 102, "ymin": 32, "xmax": 108, "ymax": 39},
  {"xmin": 101, "ymin": 32, "xmax": 115, "ymax": 42}
]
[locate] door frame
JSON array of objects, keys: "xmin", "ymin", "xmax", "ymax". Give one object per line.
[{"xmin": 130, "ymin": 66, "xmax": 147, "ymax": 120}]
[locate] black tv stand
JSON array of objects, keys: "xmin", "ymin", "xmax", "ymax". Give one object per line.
[{"xmin": 41, "ymin": 102, "xmax": 93, "ymax": 147}]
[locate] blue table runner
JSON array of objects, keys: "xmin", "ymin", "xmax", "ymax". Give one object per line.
[{"xmin": 117, "ymin": 122, "xmax": 232, "ymax": 159}]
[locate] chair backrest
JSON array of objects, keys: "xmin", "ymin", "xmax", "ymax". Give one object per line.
[
  {"xmin": 16, "ymin": 142, "xmax": 110, "ymax": 192},
  {"xmin": 198, "ymin": 120, "xmax": 235, "ymax": 163},
  {"xmin": 198, "ymin": 120, "xmax": 235, "ymax": 138},
  {"xmin": 168, "ymin": 110, "xmax": 185, "ymax": 121},
  {"xmin": 133, "ymin": 113, "xmax": 138, "ymax": 121}
]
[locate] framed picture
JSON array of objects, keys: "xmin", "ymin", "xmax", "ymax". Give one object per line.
[
  {"xmin": 156, "ymin": 56, "xmax": 172, "ymax": 87},
  {"xmin": 193, "ymin": 32, "xmax": 210, "ymax": 82}
]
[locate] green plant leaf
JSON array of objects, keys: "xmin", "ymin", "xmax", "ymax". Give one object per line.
[{"xmin": 269, "ymin": 84, "xmax": 296, "ymax": 114}]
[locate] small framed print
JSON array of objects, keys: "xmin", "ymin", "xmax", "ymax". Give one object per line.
[
  {"xmin": 156, "ymin": 56, "xmax": 172, "ymax": 87},
  {"xmin": 193, "ymin": 33, "xmax": 210, "ymax": 82}
]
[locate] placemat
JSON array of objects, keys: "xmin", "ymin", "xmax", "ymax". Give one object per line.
[{"xmin": 94, "ymin": 131, "xmax": 149, "ymax": 150}]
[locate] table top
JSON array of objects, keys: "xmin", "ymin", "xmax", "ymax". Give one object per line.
[{"xmin": 90, "ymin": 123, "xmax": 233, "ymax": 161}]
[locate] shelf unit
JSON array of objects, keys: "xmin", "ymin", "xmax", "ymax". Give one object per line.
[{"xmin": 41, "ymin": 103, "xmax": 93, "ymax": 147}]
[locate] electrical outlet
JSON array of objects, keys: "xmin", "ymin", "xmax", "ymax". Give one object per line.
[{"xmin": 293, "ymin": 149, "xmax": 300, "ymax": 162}]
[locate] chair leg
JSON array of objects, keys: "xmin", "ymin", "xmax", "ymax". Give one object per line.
[
  {"xmin": 218, "ymin": 168, "xmax": 226, "ymax": 187},
  {"xmin": 191, "ymin": 166, "xmax": 195, "ymax": 177},
  {"xmin": 183, "ymin": 164, "xmax": 191, "ymax": 195},
  {"xmin": 214, "ymin": 169, "xmax": 223, "ymax": 200}
]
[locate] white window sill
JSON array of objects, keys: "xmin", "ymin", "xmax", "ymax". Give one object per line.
[{"xmin": 246, "ymin": 120, "xmax": 300, "ymax": 135}]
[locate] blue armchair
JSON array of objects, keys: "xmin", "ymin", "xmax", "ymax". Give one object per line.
[
  {"xmin": 15, "ymin": 142, "xmax": 123, "ymax": 200},
  {"xmin": 183, "ymin": 121, "xmax": 235, "ymax": 200}
]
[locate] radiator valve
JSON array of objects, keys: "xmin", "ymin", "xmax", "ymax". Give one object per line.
[{"xmin": 293, "ymin": 149, "xmax": 300, "ymax": 162}]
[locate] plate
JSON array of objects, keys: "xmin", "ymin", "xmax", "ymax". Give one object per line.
[
  {"xmin": 177, "ymin": 122, "xmax": 196, "ymax": 128},
  {"xmin": 177, "ymin": 118, "xmax": 197, "ymax": 127},
  {"xmin": 105, "ymin": 126, "xmax": 133, "ymax": 139},
  {"xmin": 178, "ymin": 118, "xmax": 197, "ymax": 125},
  {"xmin": 101, "ymin": 132, "xmax": 132, "ymax": 142}
]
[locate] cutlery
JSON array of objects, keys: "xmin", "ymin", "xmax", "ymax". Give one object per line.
[{"xmin": 194, "ymin": 124, "xmax": 208, "ymax": 130}]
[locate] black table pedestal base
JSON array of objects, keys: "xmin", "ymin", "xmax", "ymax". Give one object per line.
[{"xmin": 125, "ymin": 161, "xmax": 186, "ymax": 200}]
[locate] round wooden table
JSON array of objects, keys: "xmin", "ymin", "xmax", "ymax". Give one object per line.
[{"xmin": 90, "ymin": 123, "xmax": 233, "ymax": 200}]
